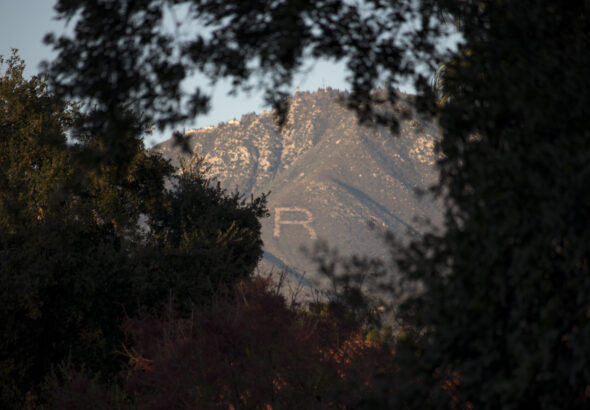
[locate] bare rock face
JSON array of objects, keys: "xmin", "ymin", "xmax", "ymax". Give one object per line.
[{"xmin": 154, "ymin": 89, "xmax": 442, "ymax": 289}]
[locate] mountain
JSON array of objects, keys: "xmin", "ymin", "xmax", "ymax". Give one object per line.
[{"xmin": 154, "ymin": 88, "xmax": 441, "ymax": 290}]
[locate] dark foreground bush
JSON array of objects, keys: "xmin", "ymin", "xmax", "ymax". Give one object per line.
[{"xmin": 51, "ymin": 278, "xmax": 396, "ymax": 409}]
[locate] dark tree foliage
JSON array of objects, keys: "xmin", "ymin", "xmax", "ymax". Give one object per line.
[
  {"xmin": 136, "ymin": 156, "xmax": 268, "ymax": 309},
  {"xmin": 0, "ymin": 52, "xmax": 267, "ymax": 407},
  {"xmin": 43, "ymin": 0, "xmax": 451, "ymax": 143},
  {"xmin": 388, "ymin": 2, "xmax": 590, "ymax": 409},
  {"xmin": 36, "ymin": 0, "xmax": 590, "ymax": 408}
]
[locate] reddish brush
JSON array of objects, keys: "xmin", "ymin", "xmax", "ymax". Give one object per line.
[{"xmin": 120, "ymin": 278, "xmax": 391, "ymax": 409}]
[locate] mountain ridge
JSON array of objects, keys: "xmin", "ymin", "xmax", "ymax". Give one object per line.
[{"xmin": 154, "ymin": 88, "xmax": 441, "ymax": 288}]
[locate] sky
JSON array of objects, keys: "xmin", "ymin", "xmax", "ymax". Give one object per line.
[{"xmin": 0, "ymin": 1, "xmax": 421, "ymax": 146}]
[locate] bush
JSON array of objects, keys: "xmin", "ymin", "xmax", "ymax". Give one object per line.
[{"xmin": 52, "ymin": 278, "xmax": 394, "ymax": 409}]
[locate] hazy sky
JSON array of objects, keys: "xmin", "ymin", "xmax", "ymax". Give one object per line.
[{"xmin": 0, "ymin": 1, "xmax": 419, "ymax": 146}]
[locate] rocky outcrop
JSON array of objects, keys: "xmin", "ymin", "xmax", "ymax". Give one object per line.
[{"xmin": 154, "ymin": 89, "xmax": 441, "ymax": 288}]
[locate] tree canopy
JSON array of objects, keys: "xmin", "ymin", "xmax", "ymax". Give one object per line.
[
  {"xmin": 0, "ymin": 51, "xmax": 267, "ymax": 407},
  {"xmin": 42, "ymin": 0, "xmax": 453, "ymax": 142},
  {"xmin": 391, "ymin": 2, "xmax": 590, "ymax": 408}
]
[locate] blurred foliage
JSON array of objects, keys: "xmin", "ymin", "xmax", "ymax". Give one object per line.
[
  {"xmin": 390, "ymin": 1, "xmax": 590, "ymax": 409},
  {"xmin": 305, "ymin": 2, "xmax": 590, "ymax": 408},
  {"xmin": 42, "ymin": 0, "xmax": 453, "ymax": 147}
]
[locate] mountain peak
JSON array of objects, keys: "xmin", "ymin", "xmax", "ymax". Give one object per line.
[{"xmin": 154, "ymin": 89, "xmax": 441, "ymax": 287}]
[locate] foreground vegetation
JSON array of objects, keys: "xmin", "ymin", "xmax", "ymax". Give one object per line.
[
  {"xmin": 0, "ymin": 53, "xmax": 406, "ymax": 409},
  {"xmin": 0, "ymin": 52, "xmax": 462, "ymax": 409},
  {"xmin": 2, "ymin": 0, "xmax": 590, "ymax": 408},
  {"xmin": 0, "ymin": 53, "xmax": 270, "ymax": 407}
]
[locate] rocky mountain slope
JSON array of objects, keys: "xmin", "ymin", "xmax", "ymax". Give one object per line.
[{"xmin": 154, "ymin": 88, "xmax": 441, "ymax": 289}]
